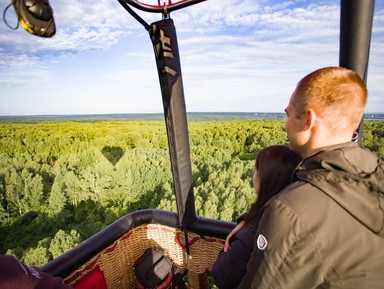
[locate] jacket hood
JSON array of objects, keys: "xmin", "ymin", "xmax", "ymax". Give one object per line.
[{"xmin": 295, "ymin": 142, "xmax": 384, "ymax": 237}]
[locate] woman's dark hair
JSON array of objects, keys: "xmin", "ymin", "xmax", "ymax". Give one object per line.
[{"xmin": 244, "ymin": 145, "xmax": 301, "ymax": 228}]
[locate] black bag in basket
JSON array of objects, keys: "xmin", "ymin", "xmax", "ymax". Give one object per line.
[{"xmin": 134, "ymin": 248, "xmax": 173, "ymax": 288}]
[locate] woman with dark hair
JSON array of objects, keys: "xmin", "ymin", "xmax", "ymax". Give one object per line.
[{"xmin": 211, "ymin": 145, "xmax": 301, "ymax": 289}]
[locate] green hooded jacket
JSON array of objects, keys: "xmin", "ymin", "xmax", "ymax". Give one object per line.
[{"xmin": 238, "ymin": 142, "xmax": 384, "ymax": 289}]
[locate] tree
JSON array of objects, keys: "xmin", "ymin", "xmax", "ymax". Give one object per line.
[
  {"xmin": 63, "ymin": 171, "xmax": 83, "ymax": 207},
  {"xmin": 48, "ymin": 169, "xmax": 67, "ymax": 216},
  {"xmin": 22, "ymin": 245, "xmax": 50, "ymax": 267},
  {"xmin": 4, "ymin": 169, "xmax": 24, "ymax": 216},
  {"xmin": 0, "ymin": 178, "xmax": 8, "ymax": 225},
  {"xmin": 21, "ymin": 172, "xmax": 44, "ymax": 213},
  {"xmin": 49, "ymin": 229, "xmax": 81, "ymax": 259}
]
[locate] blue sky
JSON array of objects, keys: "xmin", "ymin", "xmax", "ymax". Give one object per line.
[{"xmin": 0, "ymin": 0, "xmax": 383, "ymax": 116}]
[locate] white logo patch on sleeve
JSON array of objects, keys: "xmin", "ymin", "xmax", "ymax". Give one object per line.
[{"xmin": 257, "ymin": 234, "xmax": 268, "ymax": 250}]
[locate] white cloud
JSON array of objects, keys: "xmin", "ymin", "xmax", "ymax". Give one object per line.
[{"xmin": 0, "ymin": 0, "xmax": 383, "ymax": 115}]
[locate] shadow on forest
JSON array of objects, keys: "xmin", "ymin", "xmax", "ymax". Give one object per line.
[{"xmin": 102, "ymin": 146, "xmax": 125, "ymax": 166}]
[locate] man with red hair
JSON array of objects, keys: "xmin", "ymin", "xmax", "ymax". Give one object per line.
[{"xmin": 239, "ymin": 67, "xmax": 384, "ymax": 289}]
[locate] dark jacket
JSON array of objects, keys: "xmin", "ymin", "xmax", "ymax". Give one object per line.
[
  {"xmin": 0, "ymin": 255, "xmax": 73, "ymax": 289},
  {"xmin": 211, "ymin": 226, "xmax": 256, "ymax": 289},
  {"xmin": 238, "ymin": 142, "xmax": 384, "ymax": 289}
]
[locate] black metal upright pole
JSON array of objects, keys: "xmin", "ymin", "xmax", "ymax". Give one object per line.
[
  {"xmin": 339, "ymin": 0, "xmax": 375, "ymax": 144},
  {"xmin": 149, "ymin": 18, "xmax": 196, "ymax": 228}
]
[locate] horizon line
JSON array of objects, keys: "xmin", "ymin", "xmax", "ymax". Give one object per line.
[{"xmin": 0, "ymin": 111, "xmax": 384, "ymax": 118}]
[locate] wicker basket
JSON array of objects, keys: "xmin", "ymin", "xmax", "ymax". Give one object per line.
[{"xmin": 64, "ymin": 223, "xmax": 224, "ymax": 289}]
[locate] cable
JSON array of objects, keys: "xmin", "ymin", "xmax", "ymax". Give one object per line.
[
  {"xmin": 3, "ymin": 0, "xmax": 19, "ymax": 30},
  {"xmin": 117, "ymin": 0, "xmax": 150, "ymax": 31}
]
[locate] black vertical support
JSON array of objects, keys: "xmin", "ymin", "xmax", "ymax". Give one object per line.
[
  {"xmin": 339, "ymin": 0, "xmax": 375, "ymax": 144},
  {"xmin": 149, "ymin": 18, "xmax": 196, "ymax": 228}
]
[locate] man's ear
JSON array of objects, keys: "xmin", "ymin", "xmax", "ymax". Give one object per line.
[{"xmin": 304, "ymin": 108, "xmax": 317, "ymax": 130}]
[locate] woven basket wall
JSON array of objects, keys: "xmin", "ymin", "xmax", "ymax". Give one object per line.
[{"xmin": 64, "ymin": 223, "xmax": 224, "ymax": 289}]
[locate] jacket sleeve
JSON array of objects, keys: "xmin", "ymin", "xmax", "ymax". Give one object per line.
[
  {"xmin": 0, "ymin": 255, "xmax": 73, "ymax": 289},
  {"xmin": 237, "ymin": 195, "xmax": 324, "ymax": 289},
  {"xmin": 236, "ymin": 212, "xmax": 249, "ymax": 224},
  {"xmin": 211, "ymin": 229, "xmax": 255, "ymax": 289}
]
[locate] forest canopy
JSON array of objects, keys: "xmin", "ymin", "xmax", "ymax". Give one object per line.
[{"xmin": 0, "ymin": 118, "xmax": 383, "ymax": 267}]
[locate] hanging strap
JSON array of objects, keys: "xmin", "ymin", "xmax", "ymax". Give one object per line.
[{"xmin": 117, "ymin": 3, "xmax": 200, "ymax": 284}]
